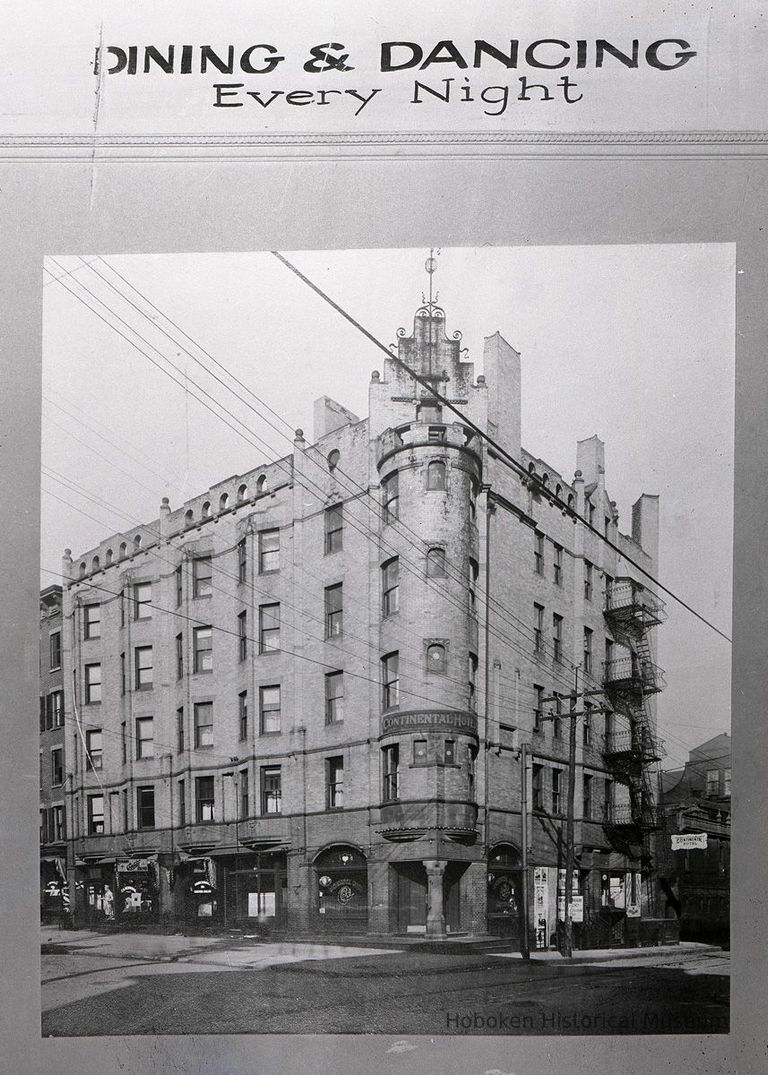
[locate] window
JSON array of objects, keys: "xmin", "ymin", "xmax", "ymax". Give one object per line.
[
  {"xmin": 583, "ymin": 703, "xmax": 593, "ymax": 747},
  {"xmin": 237, "ymin": 539, "xmax": 247, "ymax": 583},
  {"xmin": 469, "ymin": 557, "xmax": 478, "ymax": 613},
  {"xmin": 194, "ymin": 702, "xmax": 213, "ymax": 748},
  {"xmin": 532, "ymin": 764, "xmax": 543, "ymax": 811},
  {"xmin": 49, "ymin": 631, "xmax": 61, "ymax": 671},
  {"xmin": 136, "ymin": 716, "xmax": 154, "ymax": 759},
  {"xmin": 259, "ymin": 603, "xmax": 280, "ymax": 652},
  {"xmin": 444, "ymin": 739, "xmax": 456, "ymax": 764},
  {"xmin": 175, "ymin": 564, "xmax": 183, "ymax": 606},
  {"xmin": 705, "ymin": 769, "xmax": 720, "ymax": 796},
  {"xmin": 605, "ymin": 515, "xmax": 611, "ymax": 538},
  {"xmin": 326, "ymin": 756, "xmax": 344, "ymax": 809},
  {"xmin": 176, "ymin": 707, "xmax": 184, "ymax": 753},
  {"xmin": 176, "ymin": 633, "xmax": 183, "ymax": 679},
  {"xmin": 428, "ymin": 425, "xmax": 446, "ymax": 443},
  {"xmin": 427, "ymin": 460, "xmax": 446, "ymax": 490},
  {"xmin": 468, "ymin": 653, "xmax": 478, "ymax": 711},
  {"xmin": 382, "ymin": 652, "xmax": 399, "ymax": 710},
  {"xmin": 84, "ymin": 663, "xmax": 102, "ymax": 703},
  {"xmin": 552, "ymin": 614, "xmax": 563, "ymax": 663},
  {"xmin": 120, "ymin": 652, "xmax": 126, "ymax": 695},
  {"xmin": 583, "ymin": 628, "xmax": 593, "ymax": 674},
  {"xmin": 237, "ymin": 482, "xmax": 248, "ymax": 503},
  {"xmin": 238, "ymin": 610, "xmax": 248, "ymax": 661},
  {"xmin": 47, "ymin": 690, "xmax": 64, "ymax": 729},
  {"xmin": 534, "ymin": 532, "xmax": 544, "ymax": 575},
  {"xmin": 178, "ymin": 780, "xmax": 186, "ymax": 826},
  {"xmin": 53, "ymin": 805, "xmax": 65, "ymax": 842},
  {"xmin": 87, "ymin": 794, "xmax": 104, "ymax": 835},
  {"xmin": 261, "ymin": 766, "xmax": 281, "ymax": 814},
  {"xmin": 83, "ymin": 604, "xmax": 101, "ymax": 639},
  {"xmin": 134, "ymin": 646, "xmax": 153, "ymax": 690},
  {"xmin": 553, "ymin": 544, "xmax": 563, "ymax": 586},
  {"xmin": 583, "ymin": 774, "xmax": 593, "ymax": 820},
  {"xmin": 201, "ymin": 501, "xmax": 211, "ymax": 520},
  {"xmin": 382, "ymin": 744, "xmax": 399, "ymax": 801},
  {"xmin": 325, "ymin": 503, "xmax": 343, "ymax": 553},
  {"xmin": 533, "ymin": 684, "xmax": 544, "ymax": 733},
  {"xmin": 122, "ymin": 789, "xmax": 128, "ymax": 830},
  {"xmin": 137, "ymin": 786, "xmax": 155, "ymax": 829},
  {"xmin": 193, "ymin": 626, "xmax": 213, "ymax": 673},
  {"xmin": 552, "ymin": 694, "xmax": 562, "ymax": 739},
  {"xmin": 86, "ymin": 729, "xmax": 103, "ymax": 771},
  {"xmin": 325, "ymin": 671, "xmax": 343, "ymax": 724},
  {"xmin": 196, "ymin": 775, "xmax": 215, "ymax": 822},
  {"xmin": 587, "ymin": 501, "xmax": 595, "ymax": 526},
  {"xmin": 382, "ymin": 471, "xmax": 399, "ymax": 523},
  {"xmin": 134, "ymin": 581, "xmax": 152, "ymax": 619},
  {"xmin": 239, "ymin": 768, "xmax": 249, "ymax": 819},
  {"xmin": 325, "ymin": 583, "xmax": 343, "ymax": 638},
  {"xmin": 413, "ymin": 739, "xmax": 428, "ymax": 765},
  {"xmin": 426, "ymin": 547, "xmax": 447, "ymax": 578},
  {"xmin": 51, "ymin": 748, "xmax": 63, "ymax": 786},
  {"xmin": 469, "ymin": 481, "xmax": 477, "ymax": 523},
  {"xmin": 604, "ymin": 779, "xmax": 614, "ymax": 822},
  {"xmin": 584, "ymin": 561, "xmax": 593, "ymax": 601},
  {"xmin": 552, "ymin": 768, "xmax": 563, "ymax": 814},
  {"xmin": 605, "ymin": 637, "xmax": 614, "ymax": 674},
  {"xmin": 533, "ymin": 604, "xmax": 544, "ymax": 654},
  {"xmin": 327, "ymin": 448, "xmax": 340, "ymax": 472},
  {"xmin": 382, "ymin": 557, "xmax": 399, "ymax": 616},
  {"xmin": 426, "ymin": 642, "xmax": 447, "ymax": 674},
  {"xmin": 193, "ymin": 556, "xmax": 213, "ymax": 598},
  {"xmin": 238, "ymin": 691, "xmax": 248, "ymax": 740},
  {"xmin": 259, "ymin": 685, "xmax": 281, "ymax": 734},
  {"xmin": 724, "ymin": 769, "xmax": 731, "ymax": 797},
  {"xmin": 121, "ymin": 722, "xmax": 127, "ymax": 764},
  {"xmin": 259, "ymin": 528, "xmax": 280, "ymax": 573}
]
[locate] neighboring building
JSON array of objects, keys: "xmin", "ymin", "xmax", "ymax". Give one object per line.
[
  {"xmin": 59, "ymin": 276, "xmax": 668, "ymax": 946},
  {"xmin": 39, "ymin": 585, "xmax": 68, "ymax": 921},
  {"xmin": 658, "ymin": 733, "xmax": 731, "ymax": 944}
]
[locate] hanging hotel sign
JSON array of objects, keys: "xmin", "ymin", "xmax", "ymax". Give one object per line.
[
  {"xmin": 380, "ymin": 709, "xmax": 478, "ymax": 737},
  {"xmin": 671, "ymin": 832, "xmax": 707, "ymax": 850}
]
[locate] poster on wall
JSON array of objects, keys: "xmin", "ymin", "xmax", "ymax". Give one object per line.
[{"xmin": 2, "ymin": 2, "xmax": 762, "ymax": 1073}]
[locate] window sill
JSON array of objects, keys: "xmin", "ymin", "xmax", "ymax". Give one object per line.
[
  {"xmin": 194, "ymin": 744, "xmax": 214, "ymax": 751},
  {"xmin": 193, "ymin": 669, "xmax": 213, "ymax": 676},
  {"xmin": 258, "ymin": 649, "xmax": 281, "ymax": 657}
]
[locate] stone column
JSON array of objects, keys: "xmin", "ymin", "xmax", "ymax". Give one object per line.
[{"xmin": 424, "ymin": 859, "xmax": 447, "ymax": 937}]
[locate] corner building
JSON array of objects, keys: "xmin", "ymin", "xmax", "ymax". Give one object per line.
[{"xmin": 62, "ymin": 289, "xmax": 667, "ymax": 947}]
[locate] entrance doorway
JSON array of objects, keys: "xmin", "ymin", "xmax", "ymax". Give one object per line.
[
  {"xmin": 393, "ymin": 861, "xmax": 463, "ymax": 934},
  {"xmin": 487, "ymin": 844, "xmax": 523, "ymax": 943},
  {"xmin": 314, "ymin": 845, "xmax": 368, "ymax": 933}
]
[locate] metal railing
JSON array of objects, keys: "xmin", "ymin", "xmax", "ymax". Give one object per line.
[
  {"xmin": 605, "ymin": 578, "xmax": 666, "ymax": 627},
  {"xmin": 603, "ymin": 656, "xmax": 666, "ymax": 694}
]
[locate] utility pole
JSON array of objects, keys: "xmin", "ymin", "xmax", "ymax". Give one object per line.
[
  {"xmin": 520, "ymin": 741, "xmax": 530, "ymax": 960},
  {"xmin": 562, "ymin": 668, "xmax": 579, "ymax": 959}
]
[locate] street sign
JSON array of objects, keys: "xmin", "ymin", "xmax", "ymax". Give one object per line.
[{"xmin": 671, "ymin": 832, "xmax": 707, "ymax": 850}]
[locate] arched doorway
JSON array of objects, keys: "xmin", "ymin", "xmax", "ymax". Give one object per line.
[
  {"xmin": 487, "ymin": 844, "xmax": 523, "ymax": 942},
  {"xmin": 314, "ymin": 845, "xmax": 368, "ymax": 933}
]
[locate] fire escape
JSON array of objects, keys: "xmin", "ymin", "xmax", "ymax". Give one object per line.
[{"xmin": 602, "ymin": 578, "xmax": 667, "ymax": 866}]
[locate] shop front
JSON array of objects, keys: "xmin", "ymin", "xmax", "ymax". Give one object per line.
[
  {"xmin": 115, "ymin": 856, "xmax": 159, "ymax": 926},
  {"xmin": 487, "ymin": 844, "xmax": 523, "ymax": 943},
  {"xmin": 392, "ymin": 860, "xmax": 462, "ymax": 934},
  {"xmin": 219, "ymin": 851, "xmax": 287, "ymax": 932},
  {"xmin": 40, "ymin": 857, "xmax": 69, "ymax": 923}
]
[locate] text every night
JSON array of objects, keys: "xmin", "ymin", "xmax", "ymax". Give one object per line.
[{"xmin": 211, "ymin": 77, "xmax": 583, "ymax": 115}]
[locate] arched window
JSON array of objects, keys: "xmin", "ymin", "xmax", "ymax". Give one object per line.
[
  {"xmin": 427, "ymin": 460, "xmax": 446, "ymax": 490},
  {"xmin": 327, "ymin": 449, "xmax": 340, "ymax": 472},
  {"xmin": 119, "ymin": 542, "xmax": 127, "ymax": 560},
  {"xmin": 426, "ymin": 643, "xmax": 447, "ymax": 674},
  {"xmin": 219, "ymin": 492, "xmax": 229, "ymax": 511},
  {"xmin": 555, "ymin": 484, "xmax": 562, "ymax": 499},
  {"xmin": 256, "ymin": 475, "xmax": 266, "ymax": 495},
  {"xmin": 202, "ymin": 501, "xmax": 211, "ymax": 519},
  {"xmin": 79, "ymin": 561, "xmax": 86, "ymax": 578},
  {"xmin": 426, "ymin": 548, "xmax": 447, "ymax": 578},
  {"xmin": 542, "ymin": 473, "xmax": 549, "ymax": 486},
  {"xmin": 133, "ymin": 534, "xmax": 142, "ymax": 550},
  {"xmin": 528, "ymin": 462, "xmax": 536, "ymax": 475},
  {"xmin": 92, "ymin": 555, "xmax": 100, "ymax": 572},
  {"xmin": 105, "ymin": 549, "xmax": 113, "ymax": 566},
  {"xmin": 184, "ymin": 509, "xmax": 194, "ymax": 528},
  {"xmin": 567, "ymin": 494, "xmax": 574, "ymax": 509},
  {"xmin": 237, "ymin": 483, "xmax": 248, "ymax": 503}
]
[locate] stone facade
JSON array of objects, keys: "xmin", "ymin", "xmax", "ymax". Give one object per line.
[{"xmin": 58, "ymin": 291, "xmax": 665, "ymax": 946}]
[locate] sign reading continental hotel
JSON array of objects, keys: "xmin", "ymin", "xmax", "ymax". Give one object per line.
[
  {"xmin": 671, "ymin": 833, "xmax": 708, "ymax": 851},
  {"xmin": 380, "ymin": 709, "xmax": 478, "ymax": 738}
]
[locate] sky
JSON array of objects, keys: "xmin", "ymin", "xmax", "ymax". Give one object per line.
[{"xmin": 41, "ymin": 244, "xmax": 734, "ymax": 767}]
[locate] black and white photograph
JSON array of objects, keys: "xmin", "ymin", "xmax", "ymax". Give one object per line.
[{"xmin": 38, "ymin": 245, "xmax": 732, "ymax": 1037}]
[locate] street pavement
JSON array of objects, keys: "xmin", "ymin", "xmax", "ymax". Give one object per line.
[{"xmin": 40, "ymin": 927, "xmax": 729, "ymax": 1037}]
